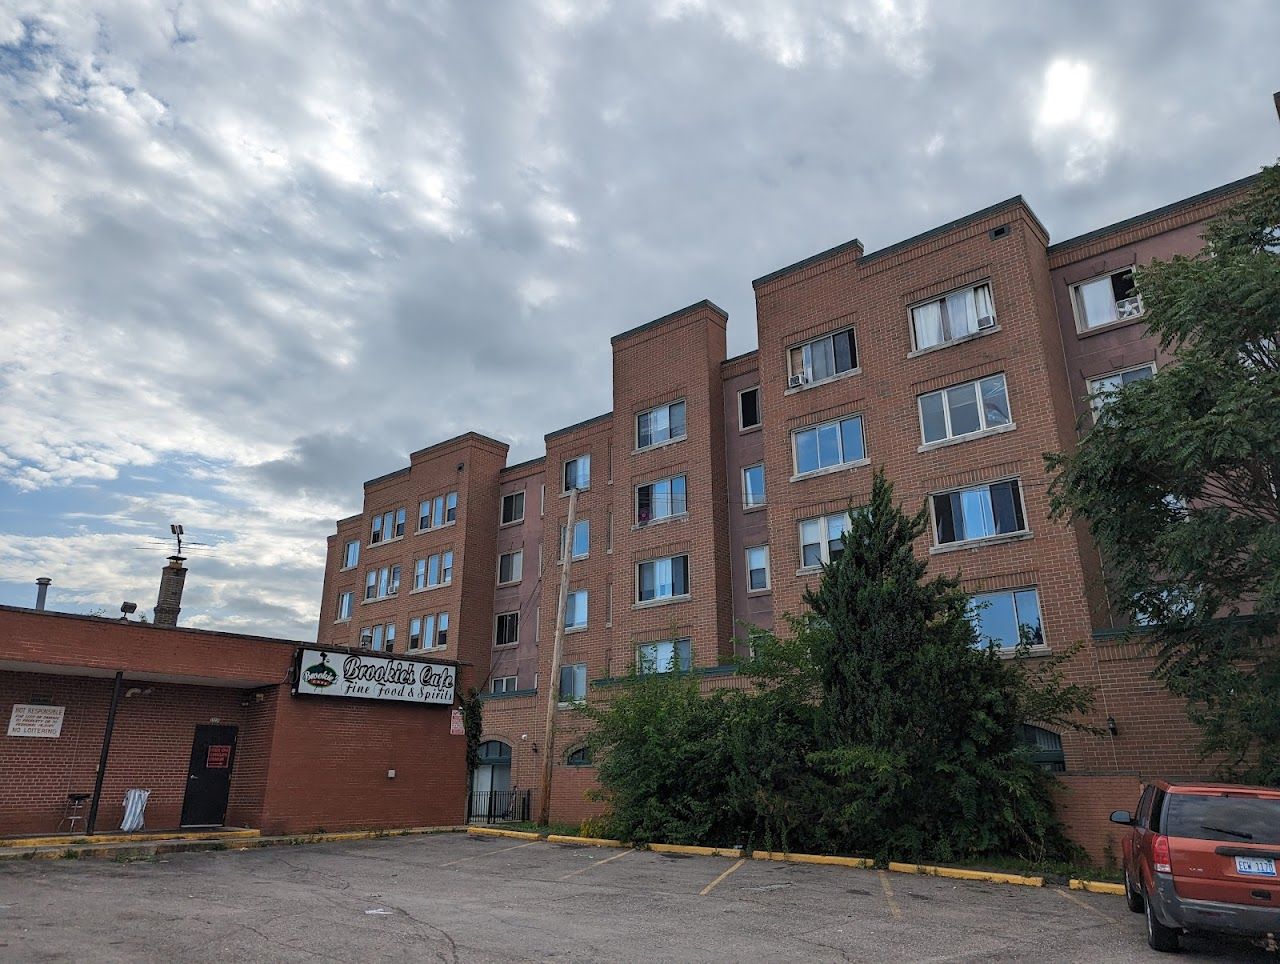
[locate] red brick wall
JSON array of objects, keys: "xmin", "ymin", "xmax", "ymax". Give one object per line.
[{"xmin": 1053, "ymin": 774, "xmax": 1143, "ymax": 866}]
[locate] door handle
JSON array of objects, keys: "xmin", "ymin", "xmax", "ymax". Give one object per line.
[{"xmin": 189, "ymin": 775, "xmax": 198, "ymax": 780}]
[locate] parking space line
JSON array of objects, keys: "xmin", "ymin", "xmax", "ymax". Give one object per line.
[
  {"xmin": 1053, "ymin": 887, "xmax": 1125, "ymax": 926},
  {"xmin": 557, "ymin": 847, "xmax": 633, "ymax": 880},
  {"xmin": 877, "ymin": 870, "xmax": 903, "ymax": 919},
  {"xmin": 441, "ymin": 841, "xmax": 539, "ymax": 867},
  {"xmin": 699, "ymin": 858, "xmax": 747, "ymax": 896}
]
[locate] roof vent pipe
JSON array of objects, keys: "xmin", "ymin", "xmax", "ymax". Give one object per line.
[
  {"xmin": 154, "ymin": 556, "xmax": 187, "ymax": 628},
  {"xmin": 35, "ymin": 577, "xmax": 51, "ymax": 611}
]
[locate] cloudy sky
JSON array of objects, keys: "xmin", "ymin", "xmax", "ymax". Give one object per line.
[{"xmin": 0, "ymin": 1, "xmax": 1276, "ymax": 639}]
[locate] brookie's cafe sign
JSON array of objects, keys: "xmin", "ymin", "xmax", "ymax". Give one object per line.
[{"xmin": 292, "ymin": 648, "xmax": 456, "ymax": 705}]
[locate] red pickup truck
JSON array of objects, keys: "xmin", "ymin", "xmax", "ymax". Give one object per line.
[{"xmin": 1110, "ymin": 781, "xmax": 1280, "ymax": 951}]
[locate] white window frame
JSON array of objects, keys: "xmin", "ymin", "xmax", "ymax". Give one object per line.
[
  {"xmin": 969, "ymin": 587, "xmax": 1044, "ymax": 650},
  {"xmin": 929, "ymin": 478, "xmax": 1029, "ymax": 549},
  {"xmin": 742, "ymin": 463, "xmax": 766, "ymax": 508},
  {"xmin": 636, "ymin": 554, "xmax": 691, "ymax": 604},
  {"xmin": 786, "ymin": 326, "xmax": 858, "ymax": 388},
  {"xmin": 495, "ymin": 611, "xmax": 519, "ymax": 647},
  {"xmin": 559, "ymin": 518, "xmax": 589, "ymax": 561},
  {"xmin": 500, "ymin": 490, "xmax": 525, "ymax": 526},
  {"xmin": 909, "ymin": 281, "xmax": 997, "ymax": 353},
  {"xmin": 798, "ymin": 512, "xmax": 853, "ymax": 570},
  {"xmin": 635, "ymin": 473, "xmax": 687, "ymax": 526},
  {"xmin": 336, "ymin": 591, "xmax": 353, "ymax": 621},
  {"xmin": 636, "ymin": 638, "xmax": 692, "ymax": 675},
  {"xmin": 1087, "ymin": 363, "xmax": 1156, "ymax": 420},
  {"xmin": 1070, "ymin": 267, "xmax": 1144, "ymax": 332},
  {"xmin": 791, "ymin": 414, "xmax": 867, "ymax": 478},
  {"xmin": 563, "ymin": 454, "xmax": 591, "ymax": 492},
  {"xmin": 558, "ymin": 662, "xmax": 588, "ymax": 705},
  {"xmin": 738, "ymin": 386, "xmax": 761, "ymax": 430},
  {"xmin": 565, "ymin": 589, "xmax": 588, "ymax": 630},
  {"xmin": 917, "ymin": 374, "xmax": 1012, "ymax": 447},
  {"xmin": 341, "ymin": 540, "xmax": 360, "ymax": 570},
  {"xmin": 635, "ymin": 399, "xmax": 687, "ymax": 451},
  {"xmin": 498, "ymin": 549, "xmax": 523, "ymax": 586},
  {"xmin": 491, "ymin": 676, "xmax": 518, "ymax": 694},
  {"xmin": 745, "ymin": 545, "xmax": 770, "ymax": 592}
]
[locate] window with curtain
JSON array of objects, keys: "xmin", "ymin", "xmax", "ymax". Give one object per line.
[
  {"xmin": 919, "ymin": 374, "xmax": 1011, "ymax": 445},
  {"xmin": 637, "ymin": 555, "xmax": 690, "ymax": 602},
  {"xmin": 911, "ymin": 282, "xmax": 996, "ymax": 350},
  {"xmin": 932, "ymin": 480, "xmax": 1027, "ymax": 545}
]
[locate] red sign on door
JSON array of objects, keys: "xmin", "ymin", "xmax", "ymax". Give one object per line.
[
  {"xmin": 206, "ymin": 745, "xmax": 232, "ymax": 769},
  {"xmin": 450, "ymin": 709, "xmax": 465, "ymax": 736}
]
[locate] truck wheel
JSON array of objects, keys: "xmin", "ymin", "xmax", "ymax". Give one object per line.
[
  {"xmin": 1145, "ymin": 889, "xmax": 1180, "ymax": 952},
  {"xmin": 1124, "ymin": 869, "xmax": 1145, "ymax": 913}
]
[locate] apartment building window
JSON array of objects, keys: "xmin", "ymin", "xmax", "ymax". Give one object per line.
[
  {"xmin": 495, "ymin": 611, "xmax": 519, "ymax": 646},
  {"xmin": 1088, "ymin": 364, "xmax": 1155, "ymax": 419},
  {"xmin": 788, "ymin": 327, "xmax": 857, "ymax": 388},
  {"xmin": 563, "ymin": 455, "xmax": 590, "ymax": 492},
  {"xmin": 501, "ymin": 491, "xmax": 525, "ymax": 525},
  {"xmin": 969, "ymin": 588, "xmax": 1043, "ymax": 650},
  {"xmin": 491, "ymin": 676, "xmax": 519, "ymax": 694},
  {"xmin": 636, "ymin": 400, "xmax": 687, "ymax": 450},
  {"xmin": 637, "ymin": 554, "xmax": 690, "ymax": 603},
  {"xmin": 365, "ymin": 564, "xmax": 401, "ymax": 600},
  {"xmin": 336, "ymin": 591, "xmax": 353, "ymax": 621},
  {"xmin": 742, "ymin": 464, "xmax": 766, "ymax": 508},
  {"xmin": 564, "ymin": 590, "xmax": 588, "ymax": 629},
  {"xmin": 932, "ymin": 480, "xmax": 1027, "ymax": 547},
  {"xmin": 746, "ymin": 546, "xmax": 770, "ymax": 591},
  {"xmin": 792, "ymin": 415, "xmax": 866, "ymax": 476},
  {"xmin": 446, "ymin": 491, "xmax": 458, "ymax": 523},
  {"xmin": 413, "ymin": 551, "xmax": 453, "ymax": 589},
  {"xmin": 739, "ymin": 386, "xmax": 761, "ymax": 429},
  {"xmin": 558, "ymin": 663, "xmax": 587, "ymax": 705},
  {"xmin": 919, "ymin": 374, "xmax": 1011, "ymax": 445},
  {"xmin": 408, "ymin": 612, "xmax": 449, "ymax": 650},
  {"xmin": 1072, "ymin": 268, "xmax": 1142, "ymax": 330},
  {"xmin": 498, "ymin": 549, "xmax": 523, "ymax": 585},
  {"xmin": 799, "ymin": 513, "xmax": 852, "ymax": 568},
  {"xmin": 911, "ymin": 282, "xmax": 996, "ymax": 351},
  {"xmin": 360, "ymin": 622, "xmax": 394, "ymax": 652},
  {"xmin": 371, "ymin": 508, "xmax": 404, "ymax": 544},
  {"xmin": 342, "ymin": 540, "xmax": 360, "ymax": 569},
  {"xmin": 636, "ymin": 474, "xmax": 686, "ymax": 525},
  {"xmin": 566, "ymin": 746, "xmax": 593, "ymax": 767},
  {"xmin": 637, "ymin": 638, "xmax": 692, "ymax": 674},
  {"xmin": 559, "ymin": 519, "xmax": 589, "ymax": 560},
  {"xmin": 418, "ymin": 492, "xmax": 458, "ymax": 531}
]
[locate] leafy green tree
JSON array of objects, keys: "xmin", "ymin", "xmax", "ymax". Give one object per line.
[{"xmin": 1047, "ymin": 163, "xmax": 1280, "ymax": 784}]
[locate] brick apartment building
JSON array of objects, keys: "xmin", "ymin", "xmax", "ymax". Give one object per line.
[{"xmin": 317, "ymin": 171, "xmax": 1260, "ymax": 859}]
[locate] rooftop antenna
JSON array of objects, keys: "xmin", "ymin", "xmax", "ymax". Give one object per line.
[{"xmin": 170, "ymin": 523, "xmax": 184, "ymax": 557}]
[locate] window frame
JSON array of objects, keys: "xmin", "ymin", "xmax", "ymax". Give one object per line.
[
  {"xmin": 737, "ymin": 386, "xmax": 761, "ymax": 430},
  {"xmin": 742, "ymin": 463, "xmax": 766, "ymax": 509},
  {"xmin": 635, "ymin": 398, "xmax": 688, "ymax": 451},
  {"xmin": 635, "ymin": 554, "xmax": 691, "ymax": 604},
  {"xmin": 917, "ymin": 373, "xmax": 1012, "ymax": 447},
  {"xmin": 636, "ymin": 637, "xmax": 692, "ymax": 675},
  {"xmin": 1070, "ymin": 267, "xmax": 1144, "ymax": 332},
  {"xmin": 559, "ymin": 518, "xmax": 589, "ymax": 560},
  {"xmin": 564, "ymin": 589, "xmax": 588, "ymax": 630},
  {"xmin": 929, "ymin": 478, "xmax": 1029, "ymax": 549},
  {"xmin": 558, "ymin": 662, "xmax": 588, "ymax": 705},
  {"xmin": 341, "ymin": 540, "xmax": 360, "ymax": 570},
  {"xmin": 336, "ymin": 591, "xmax": 353, "ymax": 621},
  {"xmin": 745, "ymin": 545, "xmax": 770, "ymax": 592},
  {"xmin": 791, "ymin": 414, "xmax": 867, "ymax": 478},
  {"xmin": 798, "ymin": 512, "xmax": 853, "ymax": 570},
  {"xmin": 635, "ymin": 473, "xmax": 688, "ymax": 526},
  {"xmin": 565, "ymin": 746, "xmax": 593, "ymax": 767},
  {"xmin": 969, "ymin": 587, "xmax": 1045, "ymax": 651},
  {"xmin": 497, "ymin": 549, "xmax": 524, "ymax": 586},
  {"xmin": 786, "ymin": 325, "xmax": 859, "ymax": 388},
  {"xmin": 494, "ymin": 611, "xmax": 519, "ymax": 647},
  {"xmin": 500, "ymin": 490, "xmax": 526, "ymax": 526},
  {"xmin": 908, "ymin": 281, "xmax": 997, "ymax": 353},
  {"xmin": 1087, "ymin": 362, "xmax": 1156, "ymax": 420},
  {"xmin": 491, "ymin": 676, "xmax": 519, "ymax": 694},
  {"xmin": 563, "ymin": 454, "xmax": 591, "ymax": 492}
]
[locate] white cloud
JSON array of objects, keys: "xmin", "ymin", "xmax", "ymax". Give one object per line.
[{"xmin": 1033, "ymin": 57, "xmax": 1118, "ymax": 183}]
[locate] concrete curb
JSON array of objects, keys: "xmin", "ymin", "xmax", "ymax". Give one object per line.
[
  {"xmin": 886, "ymin": 861, "xmax": 1044, "ymax": 887},
  {"xmin": 752, "ymin": 851, "xmax": 874, "ymax": 869},
  {"xmin": 0, "ymin": 828, "xmax": 261, "ymax": 849},
  {"xmin": 467, "ymin": 827, "xmax": 543, "ymax": 841},
  {"xmin": 648, "ymin": 843, "xmax": 744, "ymax": 858},
  {"xmin": 547, "ymin": 834, "xmax": 625, "ymax": 848},
  {"xmin": 1069, "ymin": 878, "xmax": 1126, "ymax": 896}
]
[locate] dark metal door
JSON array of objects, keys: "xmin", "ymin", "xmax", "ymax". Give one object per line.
[{"xmin": 180, "ymin": 724, "xmax": 238, "ymax": 826}]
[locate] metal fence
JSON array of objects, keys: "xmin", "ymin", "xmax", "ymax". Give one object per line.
[{"xmin": 466, "ymin": 788, "xmax": 532, "ymax": 825}]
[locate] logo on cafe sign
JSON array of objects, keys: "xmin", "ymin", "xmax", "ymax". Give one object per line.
[{"xmin": 294, "ymin": 648, "xmax": 456, "ymax": 705}]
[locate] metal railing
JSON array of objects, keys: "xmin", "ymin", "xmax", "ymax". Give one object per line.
[{"xmin": 466, "ymin": 788, "xmax": 532, "ymax": 825}]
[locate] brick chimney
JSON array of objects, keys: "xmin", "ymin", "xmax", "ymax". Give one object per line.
[{"xmin": 154, "ymin": 555, "xmax": 188, "ymax": 627}]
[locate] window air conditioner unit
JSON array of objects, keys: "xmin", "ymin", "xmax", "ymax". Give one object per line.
[
  {"xmin": 976, "ymin": 314, "xmax": 996, "ymax": 330},
  {"xmin": 788, "ymin": 373, "xmax": 807, "ymax": 388},
  {"xmin": 359, "ymin": 634, "xmax": 372, "ymax": 648}
]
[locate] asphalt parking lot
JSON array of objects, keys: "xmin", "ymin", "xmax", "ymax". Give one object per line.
[{"xmin": 0, "ymin": 832, "xmax": 1271, "ymax": 962}]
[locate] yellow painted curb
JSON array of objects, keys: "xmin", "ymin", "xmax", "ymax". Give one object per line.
[
  {"xmin": 467, "ymin": 827, "xmax": 544, "ymax": 841},
  {"xmin": 0, "ymin": 829, "xmax": 260, "ymax": 849},
  {"xmin": 751, "ymin": 851, "xmax": 874, "ymax": 869},
  {"xmin": 887, "ymin": 861, "xmax": 1043, "ymax": 887},
  {"xmin": 1069, "ymin": 878, "xmax": 1126, "ymax": 895},
  {"xmin": 547, "ymin": 834, "xmax": 625, "ymax": 848},
  {"xmin": 648, "ymin": 843, "xmax": 744, "ymax": 858}
]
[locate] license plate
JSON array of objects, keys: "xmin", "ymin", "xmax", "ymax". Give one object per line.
[{"xmin": 1235, "ymin": 856, "xmax": 1277, "ymax": 877}]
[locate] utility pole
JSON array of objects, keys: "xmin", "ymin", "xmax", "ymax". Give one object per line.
[{"xmin": 539, "ymin": 485, "xmax": 577, "ymax": 826}]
